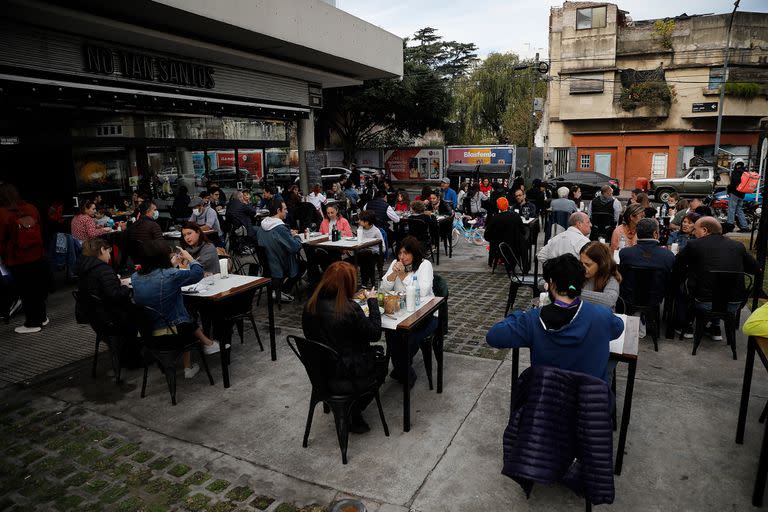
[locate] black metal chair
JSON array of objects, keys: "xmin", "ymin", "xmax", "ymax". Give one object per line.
[
  {"xmin": 498, "ymin": 241, "xmax": 538, "ymax": 316},
  {"xmin": 223, "ymin": 287, "xmax": 264, "ymax": 351},
  {"xmin": 620, "ymin": 267, "xmax": 669, "ymax": 352},
  {"xmin": 420, "ymin": 273, "xmax": 448, "ymax": 392},
  {"xmin": 134, "ymin": 304, "xmax": 215, "ymax": 405},
  {"xmin": 690, "ymin": 271, "xmax": 753, "ymax": 360},
  {"xmin": 406, "ymin": 217, "xmax": 435, "ymax": 263},
  {"xmin": 286, "ymin": 335, "xmax": 389, "ymax": 464},
  {"xmin": 590, "ymin": 212, "xmax": 616, "ymax": 242},
  {"xmin": 73, "ymin": 290, "xmax": 126, "ymax": 384},
  {"xmin": 544, "ymin": 210, "xmax": 570, "ymax": 244}
]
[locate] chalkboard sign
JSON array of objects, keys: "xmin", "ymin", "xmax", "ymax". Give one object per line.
[{"xmin": 304, "ymin": 150, "xmax": 326, "ymax": 187}]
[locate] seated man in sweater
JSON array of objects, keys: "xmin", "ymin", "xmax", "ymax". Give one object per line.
[
  {"xmin": 487, "ymin": 253, "xmax": 624, "ymax": 382},
  {"xmin": 537, "ymin": 212, "xmax": 591, "ymax": 266},
  {"xmin": 255, "ymin": 199, "xmax": 305, "ymax": 303},
  {"xmin": 188, "ymin": 197, "xmax": 223, "ymax": 238}
]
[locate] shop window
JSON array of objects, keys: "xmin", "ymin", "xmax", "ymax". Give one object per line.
[
  {"xmin": 72, "ymin": 147, "xmax": 129, "ymax": 195},
  {"xmin": 580, "ymin": 154, "xmax": 591, "ymax": 169},
  {"xmin": 576, "ymin": 6, "xmax": 607, "ymax": 30},
  {"xmin": 143, "ymin": 116, "xmax": 287, "ymax": 141},
  {"xmin": 708, "ymin": 68, "xmax": 724, "ymax": 90}
]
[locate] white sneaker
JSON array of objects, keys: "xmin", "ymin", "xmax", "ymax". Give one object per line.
[
  {"xmin": 42, "ymin": 317, "xmax": 50, "ymax": 326},
  {"xmin": 203, "ymin": 341, "xmax": 221, "ymax": 355},
  {"xmin": 14, "ymin": 326, "xmax": 41, "ymax": 334},
  {"xmin": 280, "ymin": 292, "xmax": 294, "ymax": 303},
  {"xmin": 184, "ymin": 363, "xmax": 200, "ymax": 379}
]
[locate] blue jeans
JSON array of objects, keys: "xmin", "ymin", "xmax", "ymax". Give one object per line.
[
  {"xmin": 727, "ymin": 193, "xmax": 748, "ymax": 228},
  {"xmin": 695, "ymin": 300, "xmax": 741, "ymax": 327}
]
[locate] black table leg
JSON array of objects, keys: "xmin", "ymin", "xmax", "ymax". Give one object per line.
[
  {"xmin": 737, "ymin": 336, "xmax": 756, "ymax": 444},
  {"xmin": 402, "ymin": 330, "xmax": 411, "ymax": 432},
  {"xmin": 266, "ymin": 283, "xmax": 277, "ymax": 362},
  {"xmin": 754, "ymin": 415, "xmax": 768, "ymax": 506},
  {"xmin": 615, "ymin": 358, "xmax": 637, "ymax": 475},
  {"xmin": 216, "ymin": 318, "xmax": 233, "ymax": 389},
  {"xmin": 435, "ymin": 322, "xmax": 444, "ymax": 394}
]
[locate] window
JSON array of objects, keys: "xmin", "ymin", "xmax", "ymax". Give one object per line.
[
  {"xmin": 576, "ymin": 6, "xmax": 607, "ymax": 30},
  {"xmin": 651, "ymin": 153, "xmax": 668, "ymax": 179},
  {"xmin": 569, "ymin": 73, "xmax": 605, "ymax": 94},
  {"xmin": 580, "ymin": 154, "xmax": 591, "ymax": 169},
  {"xmin": 595, "ymin": 153, "xmax": 612, "ymax": 176},
  {"xmin": 708, "ymin": 68, "xmax": 724, "ymax": 90}
]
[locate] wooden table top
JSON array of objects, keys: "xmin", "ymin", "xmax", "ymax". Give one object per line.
[
  {"xmin": 303, "ymin": 235, "xmax": 381, "ymax": 252},
  {"xmin": 381, "ymin": 296, "xmax": 445, "ymax": 331}
]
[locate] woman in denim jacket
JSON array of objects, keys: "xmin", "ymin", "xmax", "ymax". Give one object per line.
[{"xmin": 131, "ymin": 240, "xmax": 220, "ymax": 379}]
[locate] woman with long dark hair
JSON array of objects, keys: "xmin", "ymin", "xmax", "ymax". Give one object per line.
[
  {"xmin": 579, "ymin": 241, "xmax": 622, "ymax": 309},
  {"xmin": 302, "ymin": 261, "xmax": 385, "ymax": 433},
  {"xmin": 180, "ymin": 222, "xmax": 219, "ymax": 274},
  {"xmin": 380, "ymin": 236, "xmax": 437, "ymax": 386},
  {"xmin": 131, "ymin": 240, "xmax": 220, "ymax": 379},
  {"xmin": 610, "ymin": 203, "xmax": 645, "ymax": 251}
]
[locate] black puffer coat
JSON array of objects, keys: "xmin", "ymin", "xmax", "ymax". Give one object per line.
[
  {"xmin": 503, "ymin": 365, "xmax": 615, "ymax": 505},
  {"xmin": 74, "ymin": 256, "xmax": 132, "ymax": 330}
]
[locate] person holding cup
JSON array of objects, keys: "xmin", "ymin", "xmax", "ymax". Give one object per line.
[{"xmin": 666, "ymin": 212, "xmax": 699, "ymax": 253}]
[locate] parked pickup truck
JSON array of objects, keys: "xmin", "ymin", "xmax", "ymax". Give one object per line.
[{"xmin": 648, "ymin": 166, "xmax": 727, "ymax": 203}]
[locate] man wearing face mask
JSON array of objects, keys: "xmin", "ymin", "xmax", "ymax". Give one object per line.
[
  {"xmin": 188, "ymin": 197, "xmax": 223, "ymax": 237},
  {"xmin": 127, "ymin": 200, "xmax": 163, "ymax": 244}
]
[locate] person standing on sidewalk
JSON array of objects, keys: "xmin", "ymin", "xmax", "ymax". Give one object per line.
[
  {"xmin": 0, "ymin": 183, "xmax": 50, "ymax": 333},
  {"xmin": 727, "ymin": 159, "xmax": 749, "ymax": 231}
]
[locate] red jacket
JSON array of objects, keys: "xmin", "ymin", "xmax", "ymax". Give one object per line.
[{"xmin": 0, "ymin": 201, "xmax": 45, "ymax": 266}]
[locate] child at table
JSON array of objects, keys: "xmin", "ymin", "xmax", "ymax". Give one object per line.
[{"xmin": 356, "ymin": 210, "xmax": 383, "ymax": 288}]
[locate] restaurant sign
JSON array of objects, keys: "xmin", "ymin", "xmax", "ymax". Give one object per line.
[{"xmin": 84, "ymin": 44, "xmax": 215, "ymax": 89}]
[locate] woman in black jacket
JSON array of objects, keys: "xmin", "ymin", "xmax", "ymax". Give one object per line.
[
  {"xmin": 74, "ymin": 238, "xmax": 132, "ymax": 329},
  {"xmin": 302, "ymin": 261, "xmax": 384, "ymax": 433}
]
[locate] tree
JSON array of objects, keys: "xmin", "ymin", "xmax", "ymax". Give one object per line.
[
  {"xmin": 317, "ymin": 27, "xmax": 477, "ymax": 164},
  {"xmin": 451, "ymin": 52, "xmax": 547, "ymax": 146}
]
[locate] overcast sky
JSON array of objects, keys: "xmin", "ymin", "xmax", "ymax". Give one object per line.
[{"xmin": 339, "ymin": 0, "xmax": 768, "ymax": 60}]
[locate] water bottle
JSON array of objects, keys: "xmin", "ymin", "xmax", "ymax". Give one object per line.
[
  {"xmin": 619, "ymin": 233, "xmax": 626, "ymax": 249},
  {"xmin": 412, "ymin": 275, "xmax": 421, "ymax": 307}
]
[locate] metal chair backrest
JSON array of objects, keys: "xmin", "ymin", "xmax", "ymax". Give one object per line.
[
  {"xmin": 286, "ymin": 335, "xmax": 340, "ymax": 394},
  {"xmin": 704, "ymin": 271, "xmax": 754, "ymax": 313},
  {"xmin": 254, "ymin": 245, "xmax": 272, "ymax": 278},
  {"xmin": 498, "ymin": 241, "xmax": 523, "ymax": 281},
  {"xmin": 624, "ymin": 266, "xmax": 667, "ymax": 308},
  {"xmin": 551, "ymin": 210, "xmax": 570, "ymax": 231},
  {"xmin": 132, "ymin": 303, "xmax": 178, "ymax": 339},
  {"xmin": 590, "ymin": 211, "xmax": 615, "ymax": 229},
  {"xmin": 407, "ymin": 217, "xmax": 432, "ymax": 243}
]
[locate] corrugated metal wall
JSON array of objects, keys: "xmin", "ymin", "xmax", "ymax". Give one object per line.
[{"xmin": 0, "ymin": 21, "xmax": 309, "ymax": 107}]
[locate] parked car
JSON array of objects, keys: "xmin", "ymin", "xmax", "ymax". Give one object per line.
[
  {"xmin": 545, "ymin": 171, "xmax": 620, "ymax": 200},
  {"xmin": 649, "ymin": 166, "xmax": 726, "ymax": 203},
  {"xmin": 202, "ymin": 167, "xmax": 254, "ymax": 188},
  {"xmin": 266, "ymin": 167, "xmax": 300, "ymax": 188}
]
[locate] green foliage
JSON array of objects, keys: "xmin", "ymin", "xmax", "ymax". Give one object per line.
[
  {"xmin": 653, "ymin": 19, "xmax": 675, "ymax": 50},
  {"xmin": 451, "ymin": 52, "xmax": 547, "ymax": 145},
  {"xmin": 619, "ymin": 81, "xmax": 673, "ymax": 111},
  {"xmin": 725, "ymin": 81, "xmax": 762, "ymax": 99},
  {"xmin": 317, "ymin": 27, "xmax": 477, "ymax": 163}
]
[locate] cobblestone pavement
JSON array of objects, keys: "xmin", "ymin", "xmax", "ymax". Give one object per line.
[{"xmin": 0, "ymin": 400, "xmax": 328, "ymax": 512}]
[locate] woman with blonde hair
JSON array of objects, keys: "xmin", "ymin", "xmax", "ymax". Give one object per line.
[{"xmin": 579, "ymin": 241, "xmax": 622, "ymax": 309}]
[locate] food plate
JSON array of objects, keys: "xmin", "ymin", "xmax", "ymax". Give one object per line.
[{"xmin": 360, "ymin": 304, "xmax": 385, "ymax": 315}]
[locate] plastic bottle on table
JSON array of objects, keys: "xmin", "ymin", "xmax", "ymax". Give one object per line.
[
  {"xmin": 412, "ymin": 275, "xmax": 421, "ymax": 307},
  {"xmin": 405, "ymin": 280, "xmax": 416, "ymax": 312}
]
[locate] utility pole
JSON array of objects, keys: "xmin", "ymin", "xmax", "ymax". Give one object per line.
[{"xmin": 713, "ymin": 0, "xmax": 740, "ymax": 170}]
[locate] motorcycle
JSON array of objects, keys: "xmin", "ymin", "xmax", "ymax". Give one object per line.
[{"xmin": 709, "ymin": 190, "xmax": 761, "ymax": 228}]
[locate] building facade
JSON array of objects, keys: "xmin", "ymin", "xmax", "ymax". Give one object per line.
[
  {"xmin": 0, "ymin": 0, "xmax": 402, "ymax": 205},
  {"xmin": 543, "ymin": 1, "xmax": 768, "ymax": 188}
]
